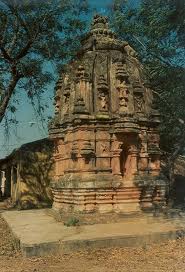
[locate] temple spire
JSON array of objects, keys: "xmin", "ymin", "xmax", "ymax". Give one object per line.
[
  {"xmin": 91, "ymin": 14, "xmax": 109, "ymax": 30},
  {"xmin": 90, "ymin": 14, "xmax": 115, "ymax": 38}
]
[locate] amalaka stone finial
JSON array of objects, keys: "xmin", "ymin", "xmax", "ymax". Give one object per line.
[
  {"xmin": 91, "ymin": 14, "xmax": 108, "ymax": 30},
  {"xmin": 90, "ymin": 14, "xmax": 115, "ymax": 38}
]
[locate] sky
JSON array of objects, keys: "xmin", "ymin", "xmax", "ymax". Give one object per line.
[
  {"xmin": 89, "ymin": 0, "xmax": 112, "ymax": 13},
  {"xmin": 0, "ymin": 0, "xmax": 134, "ymax": 158}
]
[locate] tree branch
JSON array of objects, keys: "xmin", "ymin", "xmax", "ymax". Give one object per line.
[
  {"xmin": 152, "ymin": 88, "xmax": 185, "ymax": 171},
  {"xmin": 1, "ymin": 15, "xmax": 8, "ymax": 45},
  {"xmin": 171, "ymin": 126, "xmax": 185, "ymax": 162},
  {"xmin": 7, "ymin": 16, "xmax": 19, "ymax": 55},
  {"xmin": 6, "ymin": 2, "xmax": 32, "ymax": 39},
  {"xmin": 0, "ymin": 44, "xmax": 13, "ymax": 62},
  {"xmin": 14, "ymin": 14, "xmax": 49, "ymax": 60},
  {"xmin": 151, "ymin": 89, "xmax": 185, "ymax": 126},
  {"xmin": 0, "ymin": 70, "xmax": 21, "ymax": 123},
  {"xmin": 133, "ymin": 35, "xmax": 175, "ymax": 67},
  {"xmin": 15, "ymin": 40, "xmax": 33, "ymax": 60}
]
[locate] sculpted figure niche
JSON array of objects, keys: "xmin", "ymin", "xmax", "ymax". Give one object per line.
[
  {"xmin": 117, "ymin": 81, "xmax": 129, "ymax": 112},
  {"xmin": 49, "ymin": 15, "xmax": 167, "ymax": 215},
  {"xmin": 97, "ymin": 75, "xmax": 109, "ymax": 112}
]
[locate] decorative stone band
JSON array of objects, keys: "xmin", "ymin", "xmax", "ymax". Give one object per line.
[{"xmin": 52, "ymin": 185, "xmax": 166, "ymax": 214}]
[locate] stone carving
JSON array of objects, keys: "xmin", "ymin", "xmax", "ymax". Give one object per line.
[
  {"xmin": 117, "ymin": 82, "xmax": 129, "ymax": 112},
  {"xmin": 90, "ymin": 14, "xmax": 115, "ymax": 40},
  {"xmin": 75, "ymin": 65, "xmax": 91, "ymax": 113},
  {"xmin": 54, "ymin": 95, "xmax": 60, "ymax": 115},
  {"xmin": 64, "ymin": 74, "xmax": 69, "ymax": 85},
  {"xmin": 134, "ymin": 93, "xmax": 144, "ymax": 112},
  {"xmin": 49, "ymin": 15, "xmax": 167, "ymax": 214},
  {"xmin": 116, "ymin": 62, "xmax": 129, "ymax": 82},
  {"xmin": 99, "ymin": 92, "xmax": 108, "ymax": 111},
  {"xmin": 54, "ymin": 141, "xmax": 59, "ymax": 154},
  {"xmin": 91, "ymin": 14, "xmax": 108, "ymax": 29},
  {"xmin": 115, "ymin": 63, "xmax": 130, "ymax": 113},
  {"xmin": 148, "ymin": 133, "xmax": 160, "ymax": 151},
  {"xmin": 124, "ymin": 44, "xmax": 137, "ymax": 58},
  {"xmin": 73, "ymin": 94, "xmax": 88, "ymax": 114},
  {"xmin": 81, "ymin": 141, "xmax": 95, "ymax": 162},
  {"xmin": 111, "ymin": 135, "xmax": 123, "ymax": 151},
  {"xmin": 97, "ymin": 75, "xmax": 109, "ymax": 112},
  {"xmin": 97, "ymin": 74, "xmax": 108, "ymax": 88},
  {"xmin": 139, "ymin": 131, "xmax": 148, "ymax": 153},
  {"xmin": 71, "ymin": 141, "xmax": 79, "ymax": 160},
  {"xmin": 76, "ymin": 65, "xmax": 89, "ymax": 82},
  {"xmin": 101, "ymin": 143, "xmax": 109, "ymax": 154},
  {"xmin": 54, "ymin": 78, "xmax": 62, "ymax": 115},
  {"xmin": 63, "ymin": 86, "xmax": 70, "ymax": 115},
  {"xmin": 133, "ymin": 79, "xmax": 145, "ymax": 113}
]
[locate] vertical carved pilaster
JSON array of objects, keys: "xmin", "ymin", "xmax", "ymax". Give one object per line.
[
  {"xmin": 63, "ymin": 84, "xmax": 70, "ymax": 115},
  {"xmin": 115, "ymin": 62, "xmax": 130, "ymax": 114},
  {"xmin": 148, "ymin": 130, "xmax": 161, "ymax": 176},
  {"xmin": 111, "ymin": 134, "xmax": 122, "ymax": 176},
  {"xmin": 117, "ymin": 81, "xmax": 129, "ymax": 113},
  {"xmin": 138, "ymin": 129, "xmax": 149, "ymax": 174},
  {"xmin": 54, "ymin": 78, "xmax": 62, "ymax": 116},
  {"xmin": 123, "ymin": 139, "xmax": 139, "ymax": 187},
  {"xmin": 128, "ymin": 144, "xmax": 138, "ymax": 176},
  {"xmin": 75, "ymin": 65, "xmax": 91, "ymax": 113},
  {"xmin": 133, "ymin": 79, "xmax": 145, "ymax": 114}
]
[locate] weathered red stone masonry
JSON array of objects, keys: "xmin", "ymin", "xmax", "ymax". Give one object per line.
[{"xmin": 49, "ymin": 15, "xmax": 167, "ymax": 214}]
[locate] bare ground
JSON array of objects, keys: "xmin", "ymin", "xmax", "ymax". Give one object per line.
[{"xmin": 1, "ymin": 214, "xmax": 185, "ymax": 272}]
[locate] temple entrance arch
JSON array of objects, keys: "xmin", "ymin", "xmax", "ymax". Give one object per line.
[
  {"xmin": 115, "ymin": 132, "xmax": 139, "ymax": 184},
  {"xmin": 119, "ymin": 145, "xmax": 129, "ymax": 178}
]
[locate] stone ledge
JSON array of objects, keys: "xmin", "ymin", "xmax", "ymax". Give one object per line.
[{"xmin": 2, "ymin": 209, "xmax": 185, "ymax": 257}]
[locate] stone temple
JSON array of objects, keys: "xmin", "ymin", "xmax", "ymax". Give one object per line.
[{"xmin": 49, "ymin": 15, "xmax": 167, "ymax": 214}]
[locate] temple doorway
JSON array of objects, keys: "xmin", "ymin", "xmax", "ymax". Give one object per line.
[{"xmin": 119, "ymin": 145, "xmax": 129, "ymax": 178}]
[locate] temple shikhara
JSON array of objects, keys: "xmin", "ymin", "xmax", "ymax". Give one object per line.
[{"xmin": 49, "ymin": 15, "xmax": 167, "ymax": 214}]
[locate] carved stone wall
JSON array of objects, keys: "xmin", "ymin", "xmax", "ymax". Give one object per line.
[{"xmin": 49, "ymin": 15, "xmax": 167, "ymax": 214}]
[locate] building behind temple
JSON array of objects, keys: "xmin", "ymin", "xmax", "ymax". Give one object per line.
[{"xmin": 0, "ymin": 138, "xmax": 53, "ymax": 209}]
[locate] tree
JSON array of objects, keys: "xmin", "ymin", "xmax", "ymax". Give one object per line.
[
  {"xmin": 0, "ymin": 0, "xmax": 89, "ymax": 124},
  {"xmin": 110, "ymin": 0, "xmax": 185, "ymax": 189}
]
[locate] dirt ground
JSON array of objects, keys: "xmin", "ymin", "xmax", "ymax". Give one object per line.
[{"xmin": 1, "ymin": 214, "xmax": 185, "ymax": 272}]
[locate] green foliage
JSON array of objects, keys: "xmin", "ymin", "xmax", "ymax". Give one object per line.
[
  {"xmin": 0, "ymin": 0, "xmax": 89, "ymax": 122},
  {"xmin": 110, "ymin": 0, "xmax": 185, "ymax": 156},
  {"xmin": 64, "ymin": 217, "xmax": 80, "ymax": 227}
]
